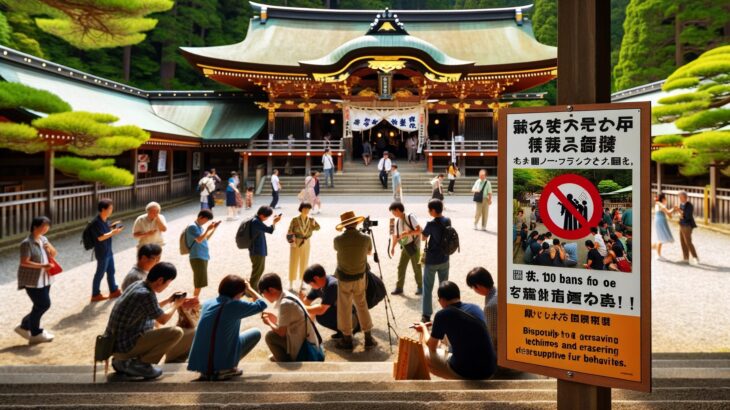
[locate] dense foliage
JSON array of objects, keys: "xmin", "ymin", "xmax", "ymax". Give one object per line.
[
  {"xmin": 614, "ymin": 0, "xmax": 729, "ymax": 91},
  {"xmin": 651, "ymin": 45, "xmax": 730, "ymax": 177},
  {"xmin": 0, "ymin": 82, "xmax": 148, "ymax": 185}
]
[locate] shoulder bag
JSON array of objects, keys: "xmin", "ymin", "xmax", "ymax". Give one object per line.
[{"xmin": 284, "ymin": 296, "xmax": 325, "ymax": 362}]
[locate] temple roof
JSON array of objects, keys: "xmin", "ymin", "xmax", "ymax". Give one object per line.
[
  {"xmin": 0, "ymin": 46, "xmax": 266, "ymax": 142},
  {"xmin": 180, "ymin": 2, "xmax": 556, "ymax": 73}
]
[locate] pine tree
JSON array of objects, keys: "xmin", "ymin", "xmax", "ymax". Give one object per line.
[{"xmin": 651, "ymin": 45, "xmax": 730, "ymax": 177}]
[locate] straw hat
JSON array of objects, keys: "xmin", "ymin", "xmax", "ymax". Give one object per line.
[{"xmin": 336, "ymin": 211, "xmax": 365, "ymax": 231}]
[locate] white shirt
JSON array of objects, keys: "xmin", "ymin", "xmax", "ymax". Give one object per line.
[
  {"xmin": 322, "ymin": 154, "xmax": 334, "ymax": 170},
  {"xmin": 593, "ymin": 233, "xmax": 607, "ymax": 257},
  {"xmin": 35, "ymin": 237, "xmax": 52, "ymax": 288},
  {"xmin": 271, "ymin": 174, "xmax": 280, "ymax": 192},
  {"xmin": 276, "ymin": 291, "xmax": 318, "ymax": 360},
  {"xmin": 133, "ymin": 213, "xmax": 167, "ymax": 248},
  {"xmin": 395, "ymin": 213, "xmax": 420, "ymax": 246},
  {"xmin": 199, "ymin": 177, "xmax": 215, "ymax": 202},
  {"xmin": 378, "ymin": 157, "xmax": 392, "ymax": 172}
]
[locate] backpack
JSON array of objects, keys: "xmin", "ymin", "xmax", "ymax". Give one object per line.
[
  {"xmin": 235, "ymin": 217, "xmax": 255, "ymax": 249},
  {"xmin": 82, "ymin": 220, "xmax": 97, "ymax": 251},
  {"xmin": 179, "ymin": 225, "xmax": 194, "ymax": 255},
  {"xmin": 436, "ymin": 218, "xmax": 460, "ymax": 255},
  {"xmin": 366, "ymin": 270, "xmax": 386, "ymax": 309}
]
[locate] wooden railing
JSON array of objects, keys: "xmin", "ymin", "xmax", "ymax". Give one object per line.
[
  {"xmin": 247, "ymin": 140, "xmax": 344, "ymax": 151},
  {"xmin": 652, "ymin": 183, "xmax": 730, "ymax": 225},
  {"xmin": 425, "ymin": 140, "xmax": 498, "ymax": 151},
  {"xmin": 0, "ymin": 176, "xmax": 195, "ymax": 239}
]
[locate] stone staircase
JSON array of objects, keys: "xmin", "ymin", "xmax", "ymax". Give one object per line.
[
  {"xmin": 0, "ymin": 354, "xmax": 728, "ymax": 408},
  {"xmin": 259, "ymin": 171, "xmax": 498, "ymax": 196}
]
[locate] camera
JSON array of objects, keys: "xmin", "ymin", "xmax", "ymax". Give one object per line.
[
  {"xmin": 361, "ymin": 216, "xmax": 378, "ymax": 232},
  {"xmin": 172, "ymin": 291, "xmax": 187, "ymax": 301}
]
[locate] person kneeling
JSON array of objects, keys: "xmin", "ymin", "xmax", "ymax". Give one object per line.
[
  {"xmin": 188, "ymin": 275, "xmax": 267, "ymax": 380},
  {"xmin": 302, "ymin": 264, "xmax": 359, "ymax": 340},
  {"xmin": 414, "ymin": 281, "xmax": 496, "ymax": 380},
  {"xmin": 106, "ymin": 262, "xmax": 192, "ymax": 380},
  {"xmin": 259, "ymin": 273, "xmax": 323, "ymax": 362}
]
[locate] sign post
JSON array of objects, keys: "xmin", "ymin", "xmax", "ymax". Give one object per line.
[{"xmin": 498, "ymin": 103, "xmax": 652, "ymax": 402}]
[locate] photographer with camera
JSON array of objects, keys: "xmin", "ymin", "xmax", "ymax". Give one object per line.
[
  {"xmin": 388, "ymin": 202, "xmax": 422, "ymax": 296},
  {"xmin": 89, "ymin": 198, "xmax": 124, "ymax": 303},
  {"xmin": 249, "ymin": 206, "xmax": 282, "ymax": 290},
  {"xmin": 106, "ymin": 262, "xmax": 195, "ymax": 380},
  {"xmin": 333, "ymin": 211, "xmax": 377, "ymax": 350},
  {"xmin": 185, "ymin": 210, "xmax": 221, "ymax": 298}
]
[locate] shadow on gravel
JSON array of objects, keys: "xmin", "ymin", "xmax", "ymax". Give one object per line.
[
  {"xmin": 53, "ymin": 303, "xmax": 111, "ymax": 331},
  {"xmin": 0, "ymin": 344, "xmax": 44, "ymax": 357}
]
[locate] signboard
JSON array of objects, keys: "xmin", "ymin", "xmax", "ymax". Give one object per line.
[
  {"xmin": 378, "ymin": 73, "xmax": 392, "ymax": 100},
  {"xmin": 157, "ymin": 150, "xmax": 167, "ymax": 173},
  {"xmin": 192, "ymin": 152, "xmax": 201, "ymax": 171},
  {"xmin": 498, "ymin": 103, "xmax": 651, "ymax": 392},
  {"xmin": 137, "ymin": 153, "xmax": 149, "ymax": 173}
]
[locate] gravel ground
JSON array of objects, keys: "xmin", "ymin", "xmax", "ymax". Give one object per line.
[{"xmin": 0, "ymin": 194, "xmax": 728, "ymax": 365}]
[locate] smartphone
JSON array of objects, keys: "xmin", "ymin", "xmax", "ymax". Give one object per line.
[
  {"xmin": 277, "ymin": 213, "xmax": 283, "ymax": 217},
  {"xmin": 172, "ymin": 291, "xmax": 187, "ymax": 300}
]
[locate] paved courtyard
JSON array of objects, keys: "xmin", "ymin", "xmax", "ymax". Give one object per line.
[{"xmin": 0, "ymin": 194, "xmax": 728, "ymax": 365}]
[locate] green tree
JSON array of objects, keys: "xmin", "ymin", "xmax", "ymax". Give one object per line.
[
  {"xmin": 0, "ymin": 82, "xmax": 148, "ymax": 186},
  {"xmin": 2, "ymin": 0, "xmax": 173, "ymax": 49},
  {"xmin": 597, "ymin": 179, "xmax": 622, "ymax": 193},
  {"xmin": 614, "ymin": 0, "xmax": 729, "ymax": 91},
  {"xmin": 651, "ymin": 45, "xmax": 730, "ymax": 177},
  {"xmin": 513, "ymin": 168, "xmax": 550, "ymax": 200}
]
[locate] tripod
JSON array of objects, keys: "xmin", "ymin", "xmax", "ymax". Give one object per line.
[{"xmin": 362, "ymin": 225, "xmax": 399, "ymax": 352}]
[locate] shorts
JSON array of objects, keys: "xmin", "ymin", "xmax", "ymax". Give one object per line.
[{"xmin": 190, "ymin": 258, "xmax": 208, "ymax": 289}]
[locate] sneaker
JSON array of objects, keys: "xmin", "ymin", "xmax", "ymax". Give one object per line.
[
  {"xmin": 90, "ymin": 294, "xmax": 108, "ymax": 303},
  {"xmin": 364, "ymin": 332, "xmax": 378, "ymax": 348},
  {"xmin": 268, "ymin": 354, "xmax": 277, "ymax": 362},
  {"xmin": 473, "ymin": 224, "xmax": 478, "ymax": 230},
  {"xmin": 109, "ymin": 289, "xmax": 122, "ymax": 299},
  {"xmin": 331, "ymin": 331, "xmax": 344, "ymax": 340},
  {"xmin": 28, "ymin": 330, "xmax": 54, "ymax": 344},
  {"xmin": 391, "ymin": 288, "xmax": 403, "ymax": 295},
  {"xmin": 336, "ymin": 336, "xmax": 354, "ymax": 350},
  {"xmin": 415, "ymin": 288, "xmax": 423, "ymax": 296},
  {"xmin": 112, "ymin": 358, "xmax": 129, "ymax": 374},
  {"xmin": 680, "ymin": 259, "xmax": 690, "ymax": 264},
  {"xmin": 14, "ymin": 326, "xmax": 29, "ymax": 341},
  {"xmin": 124, "ymin": 359, "xmax": 162, "ymax": 380}
]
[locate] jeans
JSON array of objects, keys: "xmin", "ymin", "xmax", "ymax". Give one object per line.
[
  {"xmin": 92, "ymin": 253, "xmax": 118, "ymax": 296},
  {"xmin": 324, "ymin": 168, "xmax": 334, "ymax": 187},
  {"xmin": 422, "ymin": 262, "xmax": 449, "ymax": 318},
  {"xmin": 21, "ymin": 286, "xmax": 51, "ymax": 336},
  {"xmin": 448, "ymin": 179, "xmax": 455, "ymax": 193},
  {"xmin": 270, "ymin": 190, "xmax": 279, "ymax": 208},
  {"xmin": 238, "ymin": 328, "xmax": 261, "ymax": 361}
]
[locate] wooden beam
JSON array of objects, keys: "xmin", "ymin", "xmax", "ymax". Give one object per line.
[
  {"xmin": 557, "ymin": 0, "xmax": 611, "ymax": 105},
  {"xmin": 557, "ymin": 0, "xmax": 612, "ymax": 407},
  {"xmin": 44, "ymin": 150, "xmax": 55, "ymax": 220}
]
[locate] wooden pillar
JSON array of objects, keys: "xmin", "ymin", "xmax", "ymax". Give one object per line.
[
  {"xmin": 336, "ymin": 153, "xmax": 343, "ymax": 172},
  {"xmin": 267, "ymin": 156, "xmax": 273, "ymax": 175},
  {"xmin": 44, "ymin": 150, "xmax": 55, "ymax": 220},
  {"xmin": 656, "ymin": 162, "xmax": 662, "ymax": 194},
  {"xmin": 299, "ymin": 102, "xmax": 316, "ymax": 138},
  {"xmin": 558, "ymin": 380, "xmax": 611, "ymax": 410},
  {"xmin": 427, "ymin": 155, "xmax": 433, "ymax": 173},
  {"xmin": 186, "ymin": 149, "xmax": 192, "ymax": 189},
  {"xmin": 131, "ymin": 149, "xmax": 139, "ymax": 206},
  {"xmin": 305, "ymin": 156, "xmax": 312, "ymax": 175},
  {"xmin": 243, "ymin": 153, "xmax": 250, "ymax": 187},
  {"xmin": 557, "ymin": 0, "xmax": 612, "ymax": 408},
  {"xmin": 167, "ymin": 149, "xmax": 174, "ymax": 200}
]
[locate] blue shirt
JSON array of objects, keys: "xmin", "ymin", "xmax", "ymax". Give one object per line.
[
  {"xmin": 422, "ymin": 216, "xmax": 451, "ymax": 265},
  {"xmin": 563, "ymin": 242, "xmax": 578, "ymax": 263},
  {"xmin": 392, "ymin": 172, "xmax": 401, "ymax": 191},
  {"xmin": 188, "ymin": 296, "xmax": 267, "ymax": 373},
  {"xmin": 186, "ymin": 222, "xmax": 209, "ymax": 260},
  {"xmin": 226, "ymin": 177, "xmax": 236, "ymax": 192},
  {"xmin": 250, "ymin": 216, "xmax": 275, "ymax": 256},
  {"xmin": 91, "ymin": 215, "xmax": 112, "ymax": 259},
  {"xmin": 431, "ymin": 302, "xmax": 496, "ymax": 380}
]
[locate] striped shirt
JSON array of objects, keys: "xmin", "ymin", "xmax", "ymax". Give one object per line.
[
  {"xmin": 17, "ymin": 235, "xmax": 51, "ymax": 290},
  {"xmin": 483, "ymin": 287, "xmax": 498, "ymax": 352}
]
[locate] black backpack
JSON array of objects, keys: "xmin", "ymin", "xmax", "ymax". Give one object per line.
[
  {"xmin": 366, "ymin": 270, "xmax": 386, "ymax": 309},
  {"xmin": 81, "ymin": 220, "xmax": 97, "ymax": 250},
  {"xmin": 235, "ymin": 217, "xmax": 255, "ymax": 249},
  {"xmin": 437, "ymin": 218, "xmax": 460, "ymax": 255}
]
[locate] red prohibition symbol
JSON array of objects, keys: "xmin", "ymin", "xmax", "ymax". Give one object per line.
[{"xmin": 538, "ymin": 173, "xmax": 603, "ymax": 240}]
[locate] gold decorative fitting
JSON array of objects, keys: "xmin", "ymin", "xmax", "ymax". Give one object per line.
[
  {"xmin": 367, "ymin": 59, "xmax": 406, "ymax": 73},
  {"xmin": 312, "ymin": 73, "xmax": 350, "ymax": 83},
  {"xmin": 378, "ymin": 21, "xmax": 397, "ymax": 32},
  {"xmin": 425, "ymin": 72, "xmax": 460, "ymax": 83}
]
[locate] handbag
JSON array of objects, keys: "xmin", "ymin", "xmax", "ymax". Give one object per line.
[
  {"xmin": 285, "ymin": 296, "xmax": 325, "ymax": 362},
  {"xmin": 473, "ymin": 181, "xmax": 487, "ymax": 203},
  {"xmin": 48, "ymin": 257, "xmax": 63, "ymax": 276}
]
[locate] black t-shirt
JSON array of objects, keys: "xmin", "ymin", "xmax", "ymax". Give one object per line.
[
  {"xmin": 306, "ymin": 275, "xmax": 338, "ymax": 325},
  {"xmin": 586, "ymin": 248, "xmax": 604, "ymax": 270},
  {"xmin": 537, "ymin": 250, "xmax": 553, "ymax": 266},
  {"xmin": 431, "ymin": 302, "xmax": 496, "ymax": 380},
  {"xmin": 423, "ymin": 216, "xmax": 451, "ymax": 265},
  {"xmin": 529, "ymin": 241, "xmax": 542, "ymax": 263}
]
